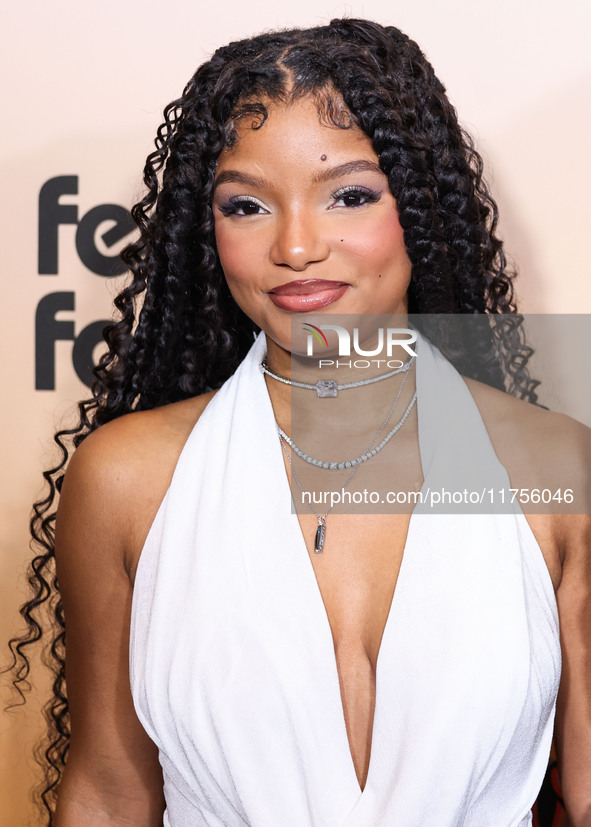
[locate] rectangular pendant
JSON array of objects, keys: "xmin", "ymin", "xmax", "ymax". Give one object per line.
[
  {"xmin": 315, "ymin": 379, "xmax": 338, "ymax": 398},
  {"xmin": 314, "ymin": 520, "xmax": 326, "ymax": 553}
]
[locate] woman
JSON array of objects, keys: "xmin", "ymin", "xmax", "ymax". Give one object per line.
[{"xmin": 9, "ymin": 17, "xmax": 590, "ymax": 827}]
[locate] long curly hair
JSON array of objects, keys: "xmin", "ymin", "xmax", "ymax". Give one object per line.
[{"xmin": 7, "ymin": 17, "xmax": 538, "ymax": 823}]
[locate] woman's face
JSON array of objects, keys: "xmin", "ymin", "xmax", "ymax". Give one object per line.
[{"xmin": 212, "ymin": 94, "xmax": 412, "ymax": 358}]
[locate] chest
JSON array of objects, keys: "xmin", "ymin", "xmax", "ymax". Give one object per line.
[
  {"xmin": 298, "ymin": 511, "xmax": 562, "ymax": 659},
  {"xmin": 297, "ymin": 511, "xmax": 411, "ymax": 789},
  {"xmin": 297, "ymin": 512, "xmax": 410, "ymax": 670}
]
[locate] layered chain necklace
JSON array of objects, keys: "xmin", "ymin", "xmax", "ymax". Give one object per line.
[{"xmin": 265, "ymin": 357, "xmax": 417, "ymax": 552}]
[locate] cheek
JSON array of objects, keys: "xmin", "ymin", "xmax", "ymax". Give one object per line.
[
  {"xmin": 214, "ymin": 223, "xmax": 241, "ymax": 285},
  {"xmin": 214, "ymin": 222, "xmax": 263, "ymax": 291},
  {"xmin": 345, "ymin": 209, "xmax": 409, "ymax": 271},
  {"xmin": 379, "ymin": 210, "xmax": 407, "ymax": 255}
]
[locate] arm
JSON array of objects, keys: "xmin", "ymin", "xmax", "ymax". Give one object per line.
[
  {"xmin": 53, "ymin": 423, "xmax": 166, "ymax": 826},
  {"xmin": 554, "ymin": 510, "xmax": 591, "ymax": 827},
  {"xmin": 461, "ymin": 378, "xmax": 591, "ymax": 819}
]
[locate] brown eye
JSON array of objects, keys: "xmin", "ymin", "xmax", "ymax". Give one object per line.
[
  {"xmin": 218, "ymin": 197, "xmax": 268, "ymax": 217},
  {"xmin": 240, "ymin": 201, "xmax": 263, "ymax": 215},
  {"xmin": 331, "ymin": 186, "xmax": 381, "ymax": 209},
  {"xmin": 342, "ymin": 192, "xmax": 365, "ymax": 207}
]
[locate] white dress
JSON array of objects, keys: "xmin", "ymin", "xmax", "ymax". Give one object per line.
[{"xmin": 129, "ymin": 333, "xmax": 561, "ymax": 827}]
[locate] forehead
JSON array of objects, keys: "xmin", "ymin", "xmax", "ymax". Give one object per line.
[{"xmin": 216, "ymin": 95, "xmax": 378, "ymax": 174}]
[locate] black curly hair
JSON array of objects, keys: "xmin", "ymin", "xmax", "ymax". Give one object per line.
[{"xmin": 7, "ymin": 17, "xmax": 539, "ymax": 823}]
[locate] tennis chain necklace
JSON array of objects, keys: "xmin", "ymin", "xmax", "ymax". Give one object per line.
[{"xmin": 277, "ymin": 392, "xmax": 416, "ymax": 472}]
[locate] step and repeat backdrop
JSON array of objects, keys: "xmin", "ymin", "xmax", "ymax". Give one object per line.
[{"xmin": 1, "ymin": 0, "xmax": 589, "ymax": 824}]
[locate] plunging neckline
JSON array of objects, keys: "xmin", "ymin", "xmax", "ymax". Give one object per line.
[
  {"xmin": 288, "ymin": 508, "xmax": 424, "ymax": 796},
  {"xmin": 262, "ymin": 352, "xmax": 430, "ymax": 799}
]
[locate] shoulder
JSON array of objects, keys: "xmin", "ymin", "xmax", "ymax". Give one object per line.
[
  {"xmin": 70, "ymin": 390, "xmax": 217, "ymax": 478},
  {"xmin": 64, "ymin": 390, "xmax": 218, "ymax": 497},
  {"xmin": 464, "ymin": 377, "xmax": 591, "ymax": 490},
  {"xmin": 465, "ymin": 376, "xmax": 590, "ymax": 581},
  {"xmin": 57, "ymin": 390, "xmax": 218, "ymax": 579}
]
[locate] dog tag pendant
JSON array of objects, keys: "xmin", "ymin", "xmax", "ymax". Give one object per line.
[{"xmin": 314, "ymin": 517, "xmax": 326, "ymax": 553}]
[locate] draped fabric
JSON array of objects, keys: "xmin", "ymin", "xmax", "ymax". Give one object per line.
[{"xmin": 130, "ymin": 333, "xmax": 561, "ymax": 826}]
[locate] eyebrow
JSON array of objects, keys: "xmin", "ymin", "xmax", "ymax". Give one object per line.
[{"xmin": 213, "ymin": 159, "xmax": 384, "ymax": 191}]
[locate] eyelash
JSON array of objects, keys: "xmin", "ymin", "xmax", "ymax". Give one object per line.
[
  {"xmin": 218, "ymin": 197, "xmax": 267, "ymax": 217},
  {"xmin": 217, "ymin": 186, "xmax": 382, "ymax": 216},
  {"xmin": 330, "ymin": 185, "xmax": 381, "ymax": 208}
]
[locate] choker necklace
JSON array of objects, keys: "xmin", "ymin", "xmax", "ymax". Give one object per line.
[
  {"xmin": 261, "ymin": 358, "xmax": 413, "ymax": 398},
  {"xmin": 277, "ymin": 359, "xmax": 416, "ymax": 552}
]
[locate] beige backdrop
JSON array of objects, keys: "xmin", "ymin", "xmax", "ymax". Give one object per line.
[{"xmin": 2, "ymin": 0, "xmax": 590, "ymax": 824}]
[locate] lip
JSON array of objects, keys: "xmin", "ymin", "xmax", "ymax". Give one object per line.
[{"xmin": 268, "ymin": 279, "xmax": 350, "ymax": 312}]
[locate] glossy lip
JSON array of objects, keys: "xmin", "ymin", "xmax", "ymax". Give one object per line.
[
  {"xmin": 269, "ymin": 279, "xmax": 348, "ymax": 296},
  {"xmin": 268, "ymin": 279, "xmax": 350, "ymax": 312}
]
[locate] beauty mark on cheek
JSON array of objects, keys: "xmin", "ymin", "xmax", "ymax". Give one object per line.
[{"xmin": 320, "ymin": 154, "xmax": 327, "ymax": 161}]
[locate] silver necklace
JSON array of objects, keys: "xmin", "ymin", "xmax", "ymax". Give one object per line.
[
  {"xmin": 261, "ymin": 358, "xmax": 413, "ymax": 398},
  {"xmin": 276, "ymin": 359, "xmax": 416, "ymax": 472},
  {"xmin": 279, "ymin": 440, "xmax": 358, "ymax": 554},
  {"xmin": 277, "ymin": 361, "xmax": 416, "ymax": 552}
]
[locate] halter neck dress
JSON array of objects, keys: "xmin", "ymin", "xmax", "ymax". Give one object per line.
[{"xmin": 129, "ymin": 332, "xmax": 561, "ymax": 827}]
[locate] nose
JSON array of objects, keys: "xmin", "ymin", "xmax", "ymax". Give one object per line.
[{"xmin": 270, "ymin": 210, "xmax": 330, "ymax": 271}]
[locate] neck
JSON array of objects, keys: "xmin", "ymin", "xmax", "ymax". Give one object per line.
[
  {"xmin": 262, "ymin": 332, "xmax": 417, "ymax": 444},
  {"xmin": 264, "ymin": 314, "xmax": 414, "ymax": 383}
]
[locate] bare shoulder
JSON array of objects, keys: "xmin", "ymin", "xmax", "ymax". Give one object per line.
[
  {"xmin": 464, "ymin": 377, "xmax": 591, "ymax": 497},
  {"xmin": 58, "ymin": 389, "xmax": 218, "ymax": 579},
  {"xmin": 68, "ymin": 390, "xmax": 217, "ymax": 481},
  {"xmin": 464, "ymin": 377, "xmax": 590, "ymax": 587}
]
